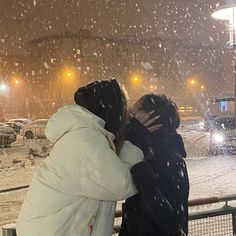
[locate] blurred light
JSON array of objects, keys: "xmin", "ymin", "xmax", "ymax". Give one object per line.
[
  {"xmin": 150, "ymin": 85, "xmax": 157, "ymax": 90},
  {"xmin": 0, "ymin": 83, "xmax": 9, "ymax": 92},
  {"xmin": 211, "ymin": 5, "xmax": 236, "ymax": 47},
  {"xmin": 66, "ymin": 72, "xmax": 72, "ymax": 77},
  {"xmin": 62, "ymin": 67, "xmax": 76, "ymax": 81},
  {"xmin": 186, "ymin": 106, "xmax": 193, "ymax": 112},
  {"xmin": 201, "ymin": 85, "xmax": 205, "ymax": 90},
  {"xmin": 199, "ymin": 121, "xmax": 205, "ymax": 130},
  {"xmin": 212, "ymin": 133, "xmax": 224, "ymax": 143},
  {"xmin": 211, "ymin": 5, "xmax": 236, "ymax": 21},
  {"xmin": 188, "ymin": 75, "xmax": 199, "ymax": 87},
  {"xmin": 12, "ymin": 76, "xmax": 22, "ymax": 86},
  {"xmin": 131, "ymin": 74, "xmax": 142, "ymax": 85},
  {"xmin": 199, "ymin": 121, "xmax": 204, "ymax": 126}
]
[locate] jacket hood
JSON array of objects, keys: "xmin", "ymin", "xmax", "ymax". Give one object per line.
[{"xmin": 45, "ymin": 104, "xmax": 115, "ymax": 143}]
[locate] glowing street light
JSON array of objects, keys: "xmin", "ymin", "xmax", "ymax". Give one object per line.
[
  {"xmin": 0, "ymin": 82, "xmax": 9, "ymax": 94},
  {"xmin": 0, "ymin": 84, "xmax": 7, "ymax": 91},
  {"xmin": 12, "ymin": 77, "xmax": 22, "ymax": 86},
  {"xmin": 190, "ymin": 79, "xmax": 196, "ymax": 85},
  {"xmin": 188, "ymin": 77, "xmax": 197, "ymax": 88},
  {"xmin": 62, "ymin": 68, "xmax": 76, "ymax": 82},
  {"xmin": 64, "ymin": 70, "xmax": 73, "ymax": 79},
  {"xmin": 66, "ymin": 72, "xmax": 72, "ymax": 77},
  {"xmin": 131, "ymin": 74, "xmax": 142, "ymax": 85},
  {"xmin": 211, "ymin": 3, "xmax": 236, "ymax": 48},
  {"xmin": 187, "ymin": 75, "xmax": 199, "ymax": 87},
  {"xmin": 212, "ymin": 2, "xmax": 236, "ymax": 116}
]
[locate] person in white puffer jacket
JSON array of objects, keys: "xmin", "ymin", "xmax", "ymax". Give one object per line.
[{"xmin": 16, "ymin": 80, "xmax": 143, "ymax": 236}]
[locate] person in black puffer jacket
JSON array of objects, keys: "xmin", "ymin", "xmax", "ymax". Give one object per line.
[{"xmin": 119, "ymin": 94, "xmax": 189, "ymax": 236}]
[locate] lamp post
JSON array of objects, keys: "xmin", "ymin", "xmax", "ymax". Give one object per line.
[{"xmin": 211, "ymin": 2, "xmax": 236, "ymax": 117}]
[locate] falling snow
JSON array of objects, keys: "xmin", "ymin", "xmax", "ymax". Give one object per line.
[{"xmin": 0, "ymin": 0, "xmax": 236, "ymax": 233}]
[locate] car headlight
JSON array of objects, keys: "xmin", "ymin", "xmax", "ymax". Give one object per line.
[
  {"xmin": 199, "ymin": 121, "xmax": 204, "ymax": 126},
  {"xmin": 212, "ymin": 133, "xmax": 224, "ymax": 143},
  {"xmin": 199, "ymin": 121, "xmax": 204, "ymax": 129}
]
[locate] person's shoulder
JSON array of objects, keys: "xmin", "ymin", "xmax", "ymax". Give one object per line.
[{"xmin": 75, "ymin": 126, "xmax": 111, "ymax": 145}]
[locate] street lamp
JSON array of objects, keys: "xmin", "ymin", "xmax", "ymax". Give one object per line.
[
  {"xmin": 190, "ymin": 79, "xmax": 196, "ymax": 85},
  {"xmin": 0, "ymin": 84, "xmax": 7, "ymax": 91},
  {"xmin": 0, "ymin": 82, "xmax": 9, "ymax": 96},
  {"xmin": 66, "ymin": 72, "xmax": 72, "ymax": 77},
  {"xmin": 187, "ymin": 75, "xmax": 198, "ymax": 87},
  {"xmin": 12, "ymin": 77, "xmax": 22, "ymax": 86},
  {"xmin": 62, "ymin": 68, "xmax": 76, "ymax": 81},
  {"xmin": 211, "ymin": 2, "xmax": 236, "ymax": 116},
  {"xmin": 131, "ymin": 74, "xmax": 142, "ymax": 85}
]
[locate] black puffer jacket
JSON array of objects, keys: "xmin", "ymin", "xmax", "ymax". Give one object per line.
[{"xmin": 119, "ymin": 118, "xmax": 189, "ymax": 236}]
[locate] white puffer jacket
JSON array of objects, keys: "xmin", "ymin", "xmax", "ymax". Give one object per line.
[{"xmin": 16, "ymin": 105, "xmax": 143, "ymax": 236}]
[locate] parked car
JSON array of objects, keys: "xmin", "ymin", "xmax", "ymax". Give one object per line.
[
  {"xmin": 209, "ymin": 115, "xmax": 236, "ymax": 154},
  {"xmin": 200, "ymin": 115, "xmax": 218, "ymax": 131},
  {"xmin": 20, "ymin": 119, "xmax": 48, "ymax": 139},
  {"xmin": 0, "ymin": 122, "xmax": 17, "ymax": 147},
  {"xmin": 8, "ymin": 118, "xmax": 32, "ymax": 126},
  {"xmin": 6, "ymin": 121, "xmax": 22, "ymax": 133}
]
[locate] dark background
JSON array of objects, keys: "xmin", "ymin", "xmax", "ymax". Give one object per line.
[{"xmin": 0, "ymin": 0, "xmax": 228, "ymax": 54}]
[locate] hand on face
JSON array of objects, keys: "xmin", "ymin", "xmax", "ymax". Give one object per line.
[{"xmin": 130, "ymin": 109, "xmax": 162, "ymax": 133}]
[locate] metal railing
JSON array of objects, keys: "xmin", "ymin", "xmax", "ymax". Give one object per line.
[
  {"xmin": 188, "ymin": 209, "xmax": 236, "ymax": 236},
  {"xmin": 0, "ymin": 185, "xmax": 29, "ymax": 194},
  {"xmin": 2, "ymin": 194, "xmax": 236, "ymax": 236},
  {"xmin": 114, "ymin": 194, "xmax": 236, "ymax": 235},
  {"xmin": 187, "ymin": 195, "xmax": 236, "ymax": 236}
]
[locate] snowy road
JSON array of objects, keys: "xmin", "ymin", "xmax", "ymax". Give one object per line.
[
  {"xmin": 187, "ymin": 155, "xmax": 236, "ymax": 199},
  {"xmin": 179, "ymin": 127, "xmax": 236, "ymax": 198}
]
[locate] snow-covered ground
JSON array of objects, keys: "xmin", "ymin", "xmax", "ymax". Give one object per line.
[
  {"xmin": 179, "ymin": 122, "xmax": 236, "ymax": 198},
  {"xmin": 1, "ymin": 127, "xmax": 236, "ymax": 235}
]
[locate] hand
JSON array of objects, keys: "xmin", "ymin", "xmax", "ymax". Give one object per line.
[{"xmin": 131, "ymin": 110, "xmax": 162, "ymax": 133}]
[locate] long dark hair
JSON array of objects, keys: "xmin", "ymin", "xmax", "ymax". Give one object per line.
[{"xmin": 74, "ymin": 80, "xmax": 127, "ymax": 152}]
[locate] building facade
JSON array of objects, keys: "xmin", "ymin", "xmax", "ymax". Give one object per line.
[{"xmin": 0, "ymin": 30, "xmax": 229, "ymax": 119}]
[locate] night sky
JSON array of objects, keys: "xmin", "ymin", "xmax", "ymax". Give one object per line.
[{"xmin": 0, "ymin": 0, "xmax": 230, "ymax": 55}]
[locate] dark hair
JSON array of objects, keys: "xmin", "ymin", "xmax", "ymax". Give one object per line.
[
  {"xmin": 134, "ymin": 94, "xmax": 180, "ymax": 133},
  {"xmin": 74, "ymin": 80, "xmax": 127, "ymax": 151}
]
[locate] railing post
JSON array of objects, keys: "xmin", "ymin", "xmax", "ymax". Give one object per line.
[
  {"xmin": 232, "ymin": 212, "xmax": 236, "ymax": 235},
  {"xmin": 1, "ymin": 134, "xmax": 3, "ymax": 148},
  {"xmin": 2, "ymin": 224, "xmax": 17, "ymax": 236}
]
